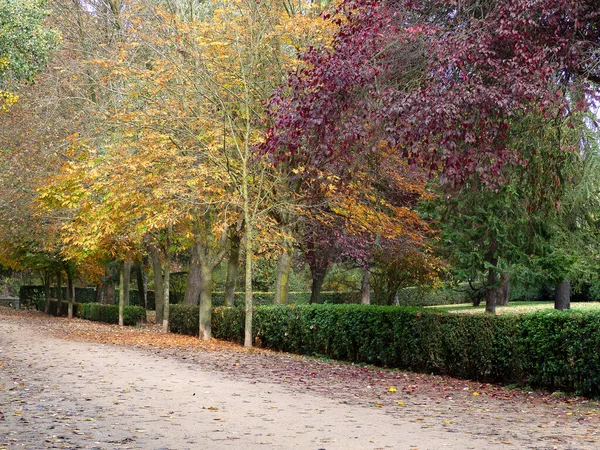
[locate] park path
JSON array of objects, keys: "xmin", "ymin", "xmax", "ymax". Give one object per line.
[{"xmin": 1, "ymin": 308, "xmax": 599, "ymax": 449}]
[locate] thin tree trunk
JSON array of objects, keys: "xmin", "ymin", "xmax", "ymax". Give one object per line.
[
  {"xmin": 361, "ymin": 267, "xmax": 371, "ymax": 305},
  {"xmin": 244, "ymin": 222, "xmax": 253, "ymax": 348},
  {"xmin": 224, "ymin": 232, "xmax": 241, "ymax": 307},
  {"xmin": 119, "ymin": 261, "xmax": 125, "ymax": 327},
  {"xmin": 310, "ymin": 269, "xmax": 327, "ymax": 304},
  {"xmin": 135, "ymin": 260, "xmax": 146, "ymax": 308},
  {"xmin": 199, "ymin": 264, "xmax": 213, "ymax": 340},
  {"xmin": 274, "ymin": 246, "xmax": 292, "ymax": 305},
  {"xmin": 43, "ymin": 270, "xmax": 51, "ymax": 314},
  {"xmin": 554, "ymin": 280, "xmax": 571, "ymax": 310},
  {"xmin": 56, "ymin": 270, "xmax": 63, "ymax": 302},
  {"xmin": 66, "ymin": 270, "xmax": 75, "ymax": 319},
  {"xmin": 56, "ymin": 270, "xmax": 63, "ymax": 316},
  {"xmin": 118, "ymin": 260, "xmax": 132, "ymax": 326},
  {"xmin": 184, "ymin": 241, "xmax": 202, "ymax": 306},
  {"xmin": 485, "ymin": 239, "xmax": 499, "ymax": 314},
  {"xmin": 123, "ymin": 260, "xmax": 131, "ymax": 307},
  {"xmin": 149, "ymin": 244, "xmax": 165, "ymax": 325},
  {"xmin": 163, "ymin": 227, "xmax": 172, "ymax": 333}
]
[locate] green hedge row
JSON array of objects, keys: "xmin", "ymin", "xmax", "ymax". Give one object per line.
[
  {"xmin": 38, "ymin": 298, "xmax": 145, "ymax": 326},
  {"xmin": 37, "ymin": 299, "xmax": 84, "ymax": 317},
  {"xmin": 394, "ymin": 285, "xmax": 472, "ymax": 307},
  {"xmin": 170, "ymin": 304, "xmax": 600, "ymax": 397},
  {"xmin": 80, "ymin": 303, "xmax": 146, "ymax": 326},
  {"xmin": 210, "ymin": 291, "xmax": 360, "ymax": 307}
]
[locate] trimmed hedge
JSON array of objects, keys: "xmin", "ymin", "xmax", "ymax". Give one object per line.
[
  {"xmin": 80, "ymin": 303, "xmax": 146, "ymax": 326},
  {"xmin": 193, "ymin": 304, "xmax": 600, "ymax": 397},
  {"xmin": 210, "ymin": 291, "xmax": 360, "ymax": 307},
  {"xmin": 37, "ymin": 299, "xmax": 83, "ymax": 317},
  {"xmin": 19, "ymin": 285, "xmax": 46, "ymax": 309},
  {"xmin": 395, "ymin": 285, "xmax": 472, "ymax": 307},
  {"xmin": 169, "ymin": 304, "xmax": 199, "ymax": 335}
]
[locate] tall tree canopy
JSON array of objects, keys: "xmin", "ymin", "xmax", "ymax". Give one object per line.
[
  {"xmin": 264, "ymin": 0, "xmax": 600, "ymax": 185},
  {"xmin": 0, "ymin": 0, "xmax": 59, "ymax": 109}
]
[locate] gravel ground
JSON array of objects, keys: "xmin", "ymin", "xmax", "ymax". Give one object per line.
[{"xmin": 1, "ymin": 308, "xmax": 600, "ymax": 450}]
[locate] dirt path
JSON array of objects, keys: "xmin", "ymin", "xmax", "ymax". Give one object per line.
[{"xmin": 1, "ymin": 309, "xmax": 599, "ymax": 449}]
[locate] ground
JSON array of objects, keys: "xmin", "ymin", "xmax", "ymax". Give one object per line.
[
  {"xmin": 1, "ymin": 308, "xmax": 600, "ymax": 449},
  {"xmin": 428, "ymin": 302, "xmax": 600, "ymax": 315}
]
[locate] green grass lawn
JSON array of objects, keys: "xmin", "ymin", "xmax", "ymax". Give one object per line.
[{"xmin": 427, "ymin": 301, "xmax": 600, "ymax": 314}]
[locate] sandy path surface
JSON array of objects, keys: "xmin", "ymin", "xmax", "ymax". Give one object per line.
[{"xmin": 1, "ymin": 309, "xmax": 600, "ymax": 449}]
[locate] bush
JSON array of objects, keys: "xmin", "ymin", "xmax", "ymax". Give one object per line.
[
  {"xmin": 21, "ymin": 285, "xmax": 98, "ymax": 308},
  {"xmin": 19, "ymin": 285, "xmax": 46, "ymax": 309},
  {"xmin": 80, "ymin": 303, "xmax": 145, "ymax": 326},
  {"xmin": 74, "ymin": 287, "xmax": 96, "ymax": 303},
  {"xmin": 395, "ymin": 285, "xmax": 472, "ymax": 307},
  {"xmin": 170, "ymin": 304, "xmax": 199, "ymax": 335},
  {"xmin": 37, "ymin": 299, "xmax": 83, "ymax": 317},
  {"xmin": 210, "ymin": 291, "xmax": 359, "ymax": 307},
  {"xmin": 200, "ymin": 304, "xmax": 600, "ymax": 397}
]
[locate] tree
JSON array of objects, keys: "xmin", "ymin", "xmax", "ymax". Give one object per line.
[
  {"xmin": 83, "ymin": 0, "xmax": 335, "ymax": 345},
  {"xmin": 264, "ymin": 0, "xmax": 600, "ymax": 312},
  {"xmin": 0, "ymin": 0, "xmax": 59, "ymax": 110},
  {"xmin": 265, "ymin": 0, "xmax": 599, "ymax": 189}
]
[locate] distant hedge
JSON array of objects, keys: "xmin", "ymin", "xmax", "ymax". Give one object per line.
[
  {"xmin": 80, "ymin": 303, "xmax": 146, "ymax": 326},
  {"xmin": 170, "ymin": 304, "xmax": 199, "ymax": 335},
  {"xmin": 37, "ymin": 299, "xmax": 83, "ymax": 317},
  {"xmin": 210, "ymin": 291, "xmax": 360, "ymax": 307},
  {"xmin": 19, "ymin": 285, "xmax": 46, "ymax": 309},
  {"xmin": 173, "ymin": 304, "xmax": 600, "ymax": 398}
]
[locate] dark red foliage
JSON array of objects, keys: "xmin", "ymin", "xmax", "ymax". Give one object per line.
[{"xmin": 263, "ymin": 0, "xmax": 600, "ymax": 186}]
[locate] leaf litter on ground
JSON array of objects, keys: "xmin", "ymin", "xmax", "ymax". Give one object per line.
[{"xmin": 3, "ymin": 307, "xmax": 600, "ymax": 448}]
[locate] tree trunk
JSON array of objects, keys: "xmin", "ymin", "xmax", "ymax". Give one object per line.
[
  {"xmin": 554, "ymin": 280, "xmax": 571, "ymax": 310},
  {"xmin": 485, "ymin": 267, "xmax": 498, "ymax": 314},
  {"xmin": 274, "ymin": 246, "xmax": 292, "ymax": 305},
  {"xmin": 496, "ymin": 273, "xmax": 511, "ymax": 306},
  {"xmin": 484, "ymin": 239, "xmax": 499, "ymax": 314},
  {"xmin": 199, "ymin": 264, "xmax": 213, "ymax": 340},
  {"xmin": 119, "ymin": 262, "xmax": 125, "ymax": 327},
  {"xmin": 244, "ymin": 223, "xmax": 253, "ymax": 348},
  {"xmin": 162, "ymin": 227, "xmax": 172, "ymax": 333},
  {"xmin": 149, "ymin": 244, "xmax": 165, "ymax": 325},
  {"xmin": 224, "ymin": 232, "xmax": 241, "ymax": 307},
  {"xmin": 193, "ymin": 219, "xmax": 228, "ymax": 340},
  {"xmin": 56, "ymin": 270, "xmax": 63, "ymax": 303},
  {"xmin": 310, "ymin": 269, "xmax": 327, "ymax": 304},
  {"xmin": 123, "ymin": 260, "xmax": 131, "ymax": 307},
  {"xmin": 118, "ymin": 260, "xmax": 132, "ymax": 326},
  {"xmin": 66, "ymin": 269, "xmax": 75, "ymax": 319},
  {"xmin": 135, "ymin": 259, "xmax": 146, "ymax": 309},
  {"xmin": 361, "ymin": 267, "xmax": 371, "ymax": 305},
  {"xmin": 100, "ymin": 263, "xmax": 117, "ymax": 305},
  {"xmin": 43, "ymin": 270, "xmax": 51, "ymax": 314},
  {"xmin": 184, "ymin": 241, "xmax": 202, "ymax": 306}
]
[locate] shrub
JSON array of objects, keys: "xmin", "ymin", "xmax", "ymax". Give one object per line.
[
  {"xmin": 37, "ymin": 299, "xmax": 83, "ymax": 317},
  {"xmin": 74, "ymin": 287, "xmax": 96, "ymax": 303},
  {"xmin": 19, "ymin": 285, "xmax": 46, "ymax": 309},
  {"xmin": 200, "ymin": 304, "xmax": 600, "ymax": 397},
  {"xmin": 80, "ymin": 303, "xmax": 145, "ymax": 325},
  {"xmin": 395, "ymin": 285, "xmax": 472, "ymax": 307},
  {"xmin": 210, "ymin": 291, "xmax": 359, "ymax": 307},
  {"xmin": 22, "ymin": 285, "xmax": 98, "ymax": 308},
  {"xmin": 169, "ymin": 305, "xmax": 199, "ymax": 335}
]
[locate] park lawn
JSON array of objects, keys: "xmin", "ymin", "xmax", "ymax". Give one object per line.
[{"xmin": 427, "ymin": 301, "xmax": 600, "ymax": 315}]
